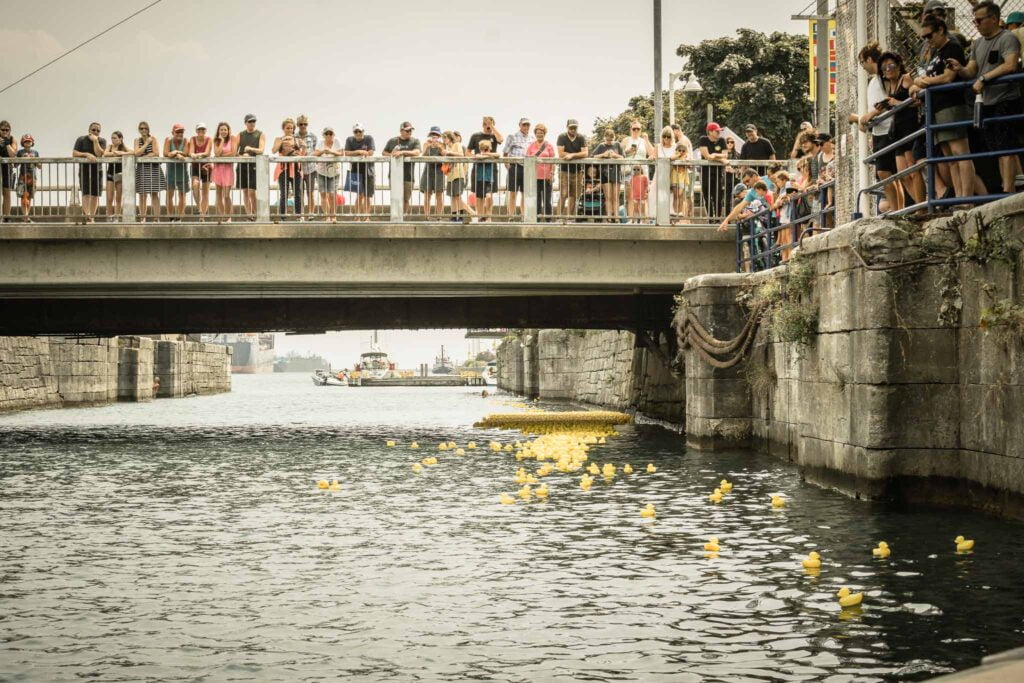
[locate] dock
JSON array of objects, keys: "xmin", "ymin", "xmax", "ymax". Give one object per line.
[{"xmin": 349, "ymin": 376, "xmax": 488, "ymax": 387}]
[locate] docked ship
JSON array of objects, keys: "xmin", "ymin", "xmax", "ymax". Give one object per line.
[
  {"xmin": 431, "ymin": 346, "xmax": 454, "ymax": 375},
  {"xmin": 275, "ymin": 352, "xmax": 330, "ymax": 373},
  {"xmin": 354, "ymin": 332, "xmax": 395, "ymax": 380},
  {"xmin": 205, "ymin": 333, "xmax": 275, "ymax": 374}
]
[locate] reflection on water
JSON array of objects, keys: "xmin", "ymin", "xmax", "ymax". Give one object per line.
[{"xmin": 1, "ymin": 374, "xmax": 1023, "ymax": 681}]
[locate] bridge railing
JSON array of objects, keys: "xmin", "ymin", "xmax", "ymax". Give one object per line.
[
  {"xmin": 735, "ymin": 179, "xmax": 835, "ymax": 272},
  {"xmin": 860, "ymin": 71, "xmax": 1024, "ymax": 217},
  {"xmin": 1, "ymin": 154, "xmax": 783, "ymax": 226}
]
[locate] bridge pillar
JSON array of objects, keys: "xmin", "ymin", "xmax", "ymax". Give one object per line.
[{"xmin": 522, "ymin": 332, "xmax": 539, "ymax": 399}]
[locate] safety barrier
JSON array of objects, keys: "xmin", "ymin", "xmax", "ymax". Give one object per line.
[{"xmin": 735, "ymin": 180, "xmax": 835, "ymax": 272}]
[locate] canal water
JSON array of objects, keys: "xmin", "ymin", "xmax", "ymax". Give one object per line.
[{"xmin": 2, "ymin": 374, "xmax": 1023, "ymax": 681}]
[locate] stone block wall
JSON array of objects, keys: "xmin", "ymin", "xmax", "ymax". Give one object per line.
[
  {"xmin": 154, "ymin": 340, "xmax": 231, "ymax": 398},
  {"xmin": 117, "ymin": 337, "xmax": 155, "ymax": 402},
  {"xmin": 679, "ymin": 194, "xmax": 1024, "ymax": 517}
]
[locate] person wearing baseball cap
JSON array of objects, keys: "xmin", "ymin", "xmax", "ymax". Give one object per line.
[
  {"xmin": 237, "ymin": 114, "xmax": 264, "ymax": 218},
  {"xmin": 502, "ymin": 117, "xmax": 532, "ymax": 217},
  {"xmin": 1007, "ymin": 11, "xmax": 1024, "ymax": 51},
  {"xmin": 383, "ymin": 122, "xmax": 422, "ymax": 214},
  {"xmin": 739, "ymin": 123, "xmax": 777, "ymax": 162},
  {"xmin": 165, "ymin": 123, "xmax": 190, "ymax": 221},
  {"xmin": 344, "ymin": 123, "xmax": 375, "ymax": 218},
  {"xmin": 188, "ymin": 123, "xmax": 212, "ymax": 220},
  {"xmin": 15, "ymin": 133, "xmax": 39, "ymax": 221},
  {"xmin": 698, "ymin": 122, "xmax": 729, "ymax": 220},
  {"xmin": 557, "ymin": 119, "xmax": 588, "ymax": 219},
  {"xmin": 467, "ymin": 116, "xmax": 504, "ymax": 221},
  {"xmin": 296, "ymin": 115, "xmax": 317, "ymax": 216},
  {"xmin": 314, "ymin": 126, "xmax": 343, "ymax": 222},
  {"xmin": 420, "ymin": 126, "xmax": 446, "ymax": 217}
]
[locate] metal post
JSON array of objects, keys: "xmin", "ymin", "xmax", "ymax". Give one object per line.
[
  {"xmin": 816, "ymin": 0, "xmax": 831, "ymax": 129},
  {"xmin": 875, "ymin": 0, "xmax": 890, "ymax": 52},
  {"xmin": 122, "ymin": 156, "xmax": 136, "ymax": 222},
  {"xmin": 524, "ymin": 156, "xmax": 537, "ymax": 223},
  {"xmin": 706, "ymin": 103, "xmax": 714, "ymax": 126},
  {"xmin": 655, "ymin": 157, "xmax": 671, "ymax": 226},
  {"xmin": 653, "ymin": 0, "xmax": 663, "ymax": 132},
  {"xmin": 924, "ymin": 89, "xmax": 935, "ymax": 213},
  {"xmin": 255, "ymin": 156, "xmax": 270, "ymax": 222},
  {"xmin": 856, "ymin": 0, "xmax": 870, "ymax": 217},
  {"xmin": 390, "ymin": 156, "xmax": 404, "ymax": 222}
]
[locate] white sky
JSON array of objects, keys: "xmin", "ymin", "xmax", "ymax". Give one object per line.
[{"xmin": 0, "ymin": 0, "xmax": 810, "ymax": 361}]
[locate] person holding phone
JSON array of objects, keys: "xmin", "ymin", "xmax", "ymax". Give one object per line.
[
  {"xmin": 621, "ymin": 120, "xmax": 653, "ymax": 222},
  {"xmin": 103, "ymin": 131, "xmax": 130, "ymax": 221}
]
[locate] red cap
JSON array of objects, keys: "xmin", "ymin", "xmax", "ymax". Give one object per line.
[
  {"xmin": 21, "ymin": 134, "xmax": 33, "ymax": 145},
  {"xmin": 172, "ymin": 123, "xmax": 185, "ymax": 132},
  {"xmin": 706, "ymin": 122, "xmax": 721, "ymax": 132}
]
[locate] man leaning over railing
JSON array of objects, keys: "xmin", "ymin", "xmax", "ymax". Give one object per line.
[{"xmin": 948, "ymin": 1, "xmax": 1022, "ymax": 195}]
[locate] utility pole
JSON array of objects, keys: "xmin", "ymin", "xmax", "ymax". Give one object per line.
[
  {"xmin": 816, "ymin": 0, "xmax": 830, "ymax": 129},
  {"xmin": 653, "ymin": 0, "xmax": 663, "ymax": 134}
]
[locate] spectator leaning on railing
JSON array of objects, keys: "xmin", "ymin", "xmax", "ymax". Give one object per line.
[
  {"xmin": 296, "ymin": 115, "xmax": 317, "ymax": 216},
  {"xmin": 502, "ymin": 118, "xmax": 531, "ymax": 218},
  {"xmin": 237, "ymin": 114, "xmax": 265, "ymax": 219},
  {"xmin": 72, "ymin": 122, "xmax": 106, "ymax": 223},
  {"xmin": 1, "ymin": 121, "xmax": 14, "ymax": 221},
  {"xmin": 313, "ymin": 126, "xmax": 343, "ymax": 223},
  {"xmin": 526, "ymin": 124, "xmax": 555, "ymax": 220},
  {"xmin": 851, "ymin": 42, "xmax": 904, "ymax": 213},
  {"xmin": 948, "ymin": 1, "xmax": 1022, "ymax": 195},
  {"xmin": 738, "ymin": 124, "xmax": 776, "ymax": 161},
  {"xmin": 557, "ymin": 119, "xmax": 588, "ymax": 219},
  {"xmin": 383, "ymin": 121, "xmax": 422, "ymax": 216}
]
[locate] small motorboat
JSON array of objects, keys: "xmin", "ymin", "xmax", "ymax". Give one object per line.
[
  {"xmin": 312, "ymin": 369, "xmax": 348, "ymax": 386},
  {"xmin": 482, "ymin": 361, "xmax": 497, "ymax": 385}
]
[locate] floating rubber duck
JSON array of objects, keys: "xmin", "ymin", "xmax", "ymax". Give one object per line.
[
  {"xmin": 598, "ymin": 437, "xmax": 607, "ymax": 444},
  {"xmin": 580, "ymin": 475, "xmax": 593, "ymax": 491},
  {"xmin": 503, "ymin": 444, "xmax": 513, "ymax": 452},
  {"xmin": 410, "ymin": 442, "xmax": 420, "ymax": 449},
  {"xmin": 317, "ymin": 479, "xmax": 329, "ymax": 489},
  {"xmin": 438, "ymin": 443, "xmax": 448, "ymax": 451},
  {"xmin": 771, "ymin": 495, "xmax": 785, "ymax": 508},
  {"xmin": 623, "ymin": 464, "xmax": 634, "ymax": 474},
  {"xmin": 328, "ymin": 480, "xmax": 341, "ymax": 491},
  {"xmin": 588, "ymin": 463, "xmax": 600, "ymax": 475},
  {"xmin": 518, "ymin": 485, "xmax": 533, "ymax": 500},
  {"xmin": 447, "ymin": 441, "xmax": 457, "ymax": 449},
  {"xmin": 955, "ymin": 535, "xmax": 975, "ymax": 553},
  {"xmin": 719, "ymin": 479, "xmax": 733, "ymax": 493},
  {"xmin": 422, "ymin": 456, "xmax": 438, "ymax": 466},
  {"xmin": 455, "ymin": 448, "xmax": 465, "ymax": 456},
  {"xmin": 467, "ymin": 442, "xmax": 477, "ymax": 449},
  {"xmin": 500, "ymin": 493, "xmax": 516, "ymax": 505},
  {"xmin": 386, "ymin": 440, "xmax": 396, "ymax": 447},
  {"xmin": 602, "ymin": 463, "xmax": 616, "ymax": 478},
  {"xmin": 708, "ymin": 488, "xmax": 723, "ymax": 503},
  {"xmin": 703, "ymin": 536, "xmax": 721, "ymax": 551},
  {"xmin": 525, "ymin": 475, "xmax": 538, "ymax": 484},
  {"xmin": 802, "ymin": 551, "xmax": 821, "ymax": 568},
  {"xmin": 411, "ymin": 463, "xmax": 422, "ymax": 473},
  {"xmin": 646, "ymin": 463, "xmax": 657, "ymax": 473},
  {"xmin": 535, "ymin": 484, "xmax": 549, "ymax": 499},
  {"xmin": 872, "ymin": 542, "xmax": 891, "ymax": 558},
  {"xmin": 640, "ymin": 503, "xmax": 656, "ymax": 519},
  {"xmin": 836, "ymin": 587, "xmax": 863, "ymax": 608}
]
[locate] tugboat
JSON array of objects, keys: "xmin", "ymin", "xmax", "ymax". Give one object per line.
[
  {"xmin": 355, "ymin": 332, "xmax": 395, "ymax": 380},
  {"xmin": 311, "ymin": 369, "xmax": 348, "ymax": 386},
  {"xmin": 431, "ymin": 345, "xmax": 454, "ymax": 375}
]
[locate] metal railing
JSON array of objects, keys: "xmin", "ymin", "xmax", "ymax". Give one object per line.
[
  {"xmin": 860, "ymin": 71, "xmax": 1024, "ymax": 218},
  {"xmin": 1, "ymin": 154, "xmax": 785, "ymax": 226},
  {"xmin": 736, "ymin": 180, "xmax": 835, "ymax": 272}
]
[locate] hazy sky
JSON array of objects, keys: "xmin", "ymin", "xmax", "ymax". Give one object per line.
[{"xmin": 1, "ymin": 0, "xmax": 809, "ymax": 361}]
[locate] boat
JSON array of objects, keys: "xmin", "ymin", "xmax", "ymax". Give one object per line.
[
  {"xmin": 355, "ymin": 332, "xmax": 395, "ymax": 380},
  {"xmin": 205, "ymin": 333, "xmax": 275, "ymax": 374},
  {"xmin": 276, "ymin": 352, "xmax": 330, "ymax": 373},
  {"xmin": 432, "ymin": 345, "xmax": 454, "ymax": 375},
  {"xmin": 482, "ymin": 361, "xmax": 497, "ymax": 385},
  {"xmin": 311, "ymin": 369, "xmax": 348, "ymax": 386}
]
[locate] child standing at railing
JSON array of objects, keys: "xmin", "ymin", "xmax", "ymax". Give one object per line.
[
  {"xmin": 15, "ymin": 134, "xmax": 39, "ymax": 222},
  {"xmin": 629, "ymin": 165, "xmax": 648, "ymax": 224}
]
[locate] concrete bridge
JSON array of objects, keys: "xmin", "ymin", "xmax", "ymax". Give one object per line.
[{"xmin": 0, "ymin": 221, "xmax": 734, "ymax": 335}]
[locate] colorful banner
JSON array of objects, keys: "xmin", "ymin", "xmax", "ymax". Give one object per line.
[{"xmin": 808, "ymin": 19, "xmax": 837, "ymax": 102}]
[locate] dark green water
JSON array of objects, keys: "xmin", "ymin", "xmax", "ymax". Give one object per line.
[{"xmin": 1, "ymin": 374, "xmax": 1023, "ymax": 681}]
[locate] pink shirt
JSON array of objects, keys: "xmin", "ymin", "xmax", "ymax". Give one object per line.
[{"xmin": 526, "ymin": 140, "xmax": 555, "ymax": 180}]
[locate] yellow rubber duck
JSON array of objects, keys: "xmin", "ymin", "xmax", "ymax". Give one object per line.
[
  {"xmin": 518, "ymin": 485, "xmax": 532, "ymax": 500},
  {"xmin": 317, "ymin": 479, "xmax": 329, "ymax": 489},
  {"xmin": 410, "ymin": 442, "xmax": 420, "ymax": 449},
  {"xmin": 708, "ymin": 488, "xmax": 723, "ymax": 503},
  {"xmin": 623, "ymin": 464, "xmax": 634, "ymax": 474},
  {"xmin": 640, "ymin": 503, "xmax": 656, "ymax": 518},
  {"xmin": 580, "ymin": 475, "xmax": 593, "ymax": 491},
  {"xmin": 771, "ymin": 495, "xmax": 785, "ymax": 508},
  {"xmin": 500, "ymin": 493, "xmax": 516, "ymax": 505},
  {"xmin": 447, "ymin": 441, "xmax": 457, "ymax": 449},
  {"xmin": 598, "ymin": 437, "xmax": 607, "ymax": 444},
  {"xmin": 503, "ymin": 444, "xmax": 513, "ymax": 452},
  {"xmin": 328, "ymin": 480, "xmax": 341, "ymax": 491},
  {"xmin": 422, "ymin": 456, "xmax": 438, "ymax": 466},
  {"xmin": 836, "ymin": 587, "xmax": 863, "ymax": 608},
  {"xmin": 602, "ymin": 463, "xmax": 616, "ymax": 478},
  {"xmin": 535, "ymin": 484, "xmax": 549, "ymax": 499},
  {"xmin": 455, "ymin": 448, "xmax": 465, "ymax": 456},
  {"xmin": 955, "ymin": 535, "xmax": 975, "ymax": 552},
  {"xmin": 872, "ymin": 542, "xmax": 891, "ymax": 558},
  {"xmin": 719, "ymin": 479, "xmax": 733, "ymax": 493},
  {"xmin": 646, "ymin": 463, "xmax": 657, "ymax": 473},
  {"xmin": 467, "ymin": 441, "xmax": 477, "ymax": 449},
  {"xmin": 801, "ymin": 551, "xmax": 821, "ymax": 568},
  {"xmin": 412, "ymin": 463, "xmax": 422, "ymax": 473},
  {"xmin": 588, "ymin": 463, "xmax": 600, "ymax": 475},
  {"xmin": 386, "ymin": 440, "xmax": 396, "ymax": 447},
  {"xmin": 704, "ymin": 536, "xmax": 721, "ymax": 552},
  {"xmin": 438, "ymin": 443, "xmax": 448, "ymax": 451}
]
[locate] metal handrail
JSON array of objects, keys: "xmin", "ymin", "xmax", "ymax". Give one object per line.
[{"xmin": 735, "ymin": 180, "xmax": 835, "ymax": 272}]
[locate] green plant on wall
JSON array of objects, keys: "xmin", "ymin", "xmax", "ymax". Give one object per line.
[{"xmin": 745, "ymin": 256, "xmax": 819, "ymax": 347}]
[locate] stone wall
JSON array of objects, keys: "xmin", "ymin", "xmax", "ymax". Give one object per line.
[
  {"xmin": 0, "ymin": 335, "xmax": 230, "ymax": 413},
  {"xmin": 499, "ymin": 329, "xmax": 684, "ymax": 424},
  {"xmin": 678, "ymin": 194, "xmax": 1024, "ymax": 518}
]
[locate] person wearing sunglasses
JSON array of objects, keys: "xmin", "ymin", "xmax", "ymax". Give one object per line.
[
  {"xmin": 620, "ymin": 120, "xmax": 653, "ymax": 222},
  {"xmin": 72, "ymin": 122, "xmax": 107, "ymax": 223},
  {"xmin": 0, "ymin": 121, "xmax": 15, "ymax": 222},
  {"xmin": 947, "ymin": 1, "xmax": 1022, "ymax": 194},
  {"xmin": 134, "ymin": 121, "xmax": 166, "ymax": 222}
]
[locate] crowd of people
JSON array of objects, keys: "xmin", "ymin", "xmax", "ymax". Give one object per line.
[
  {"xmin": 1, "ymin": 113, "xmax": 821, "ymax": 225},
  {"xmin": 852, "ymin": 1, "xmax": 1022, "ymax": 213}
]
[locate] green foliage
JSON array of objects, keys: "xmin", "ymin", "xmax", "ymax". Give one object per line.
[
  {"xmin": 593, "ymin": 29, "xmax": 813, "ymax": 146},
  {"xmin": 979, "ymin": 299, "xmax": 1024, "ymax": 343},
  {"xmin": 742, "ymin": 359, "xmax": 776, "ymax": 398},
  {"xmin": 963, "ymin": 217, "xmax": 1022, "ymax": 265},
  {"xmin": 742, "ymin": 256, "xmax": 818, "ymax": 347}
]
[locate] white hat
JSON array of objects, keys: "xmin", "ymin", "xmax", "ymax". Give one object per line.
[
  {"xmin": 195, "ymin": 122, "xmax": 207, "ymax": 131},
  {"xmin": 352, "ymin": 122, "xmax": 364, "ymax": 132}
]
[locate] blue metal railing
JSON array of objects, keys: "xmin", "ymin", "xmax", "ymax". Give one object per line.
[
  {"xmin": 735, "ymin": 180, "xmax": 834, "ymax": 272},
  {"xmin": 859, "ymin": 71, "xmax": 1024, "ymax": 218}
]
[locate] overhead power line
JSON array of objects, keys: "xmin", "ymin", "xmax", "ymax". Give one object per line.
[{"xmin": 0, "ymin": 0, "xmax": 164, "ymax": 97}]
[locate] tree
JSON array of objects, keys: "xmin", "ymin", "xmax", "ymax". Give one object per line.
[{"xmin": 593, "ymin": 29, "xmax": 813, "ymax": 149}]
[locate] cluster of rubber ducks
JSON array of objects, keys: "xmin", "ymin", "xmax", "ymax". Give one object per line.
[{"xmin": 316, "ymin": 479, "xmax": 341, "ymax": 491}]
